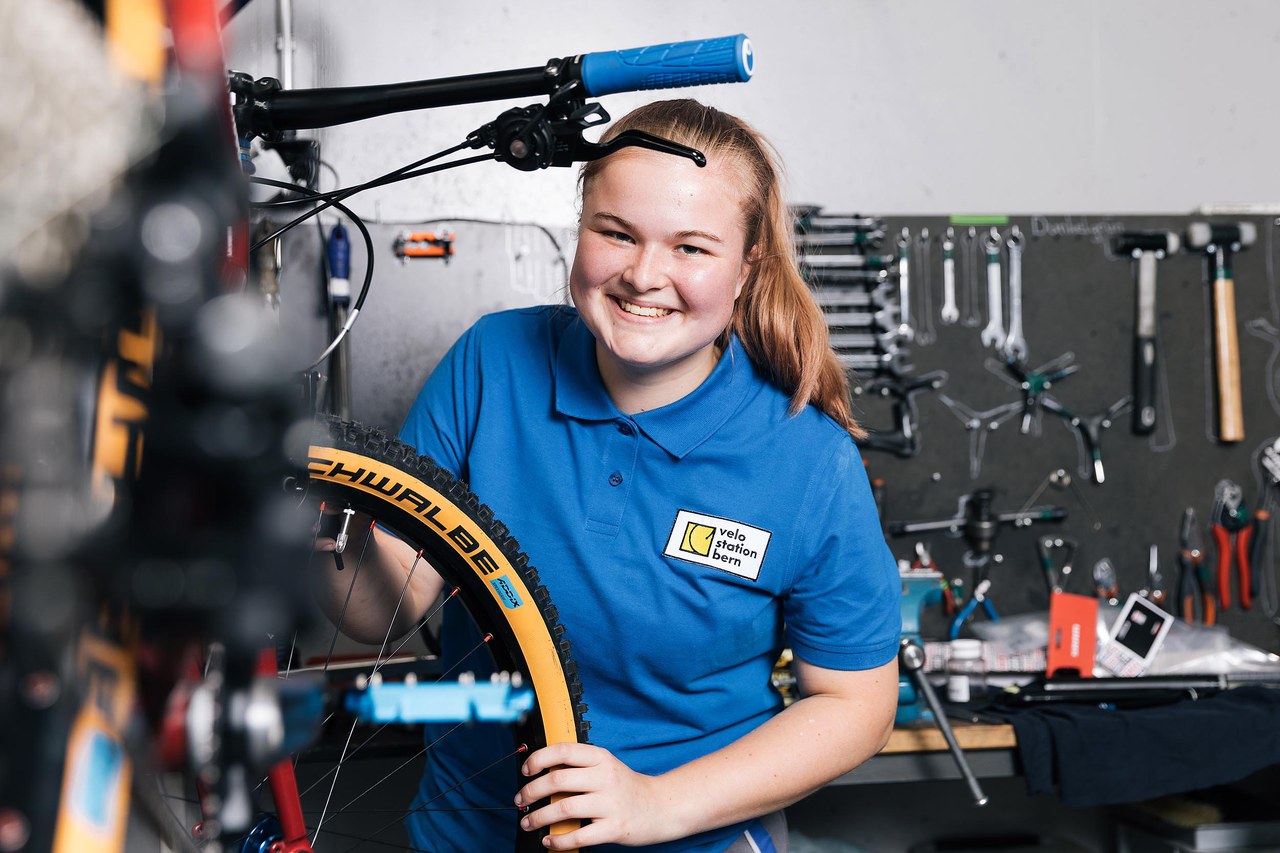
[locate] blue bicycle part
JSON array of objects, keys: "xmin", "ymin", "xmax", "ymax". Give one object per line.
[
  {"xmin": 580, "ymin": 34, "xmax": 753, "ymax": 96},
  {"xmin": 346, "ymin": 678, "xmax": 535, "ymax": 725}
]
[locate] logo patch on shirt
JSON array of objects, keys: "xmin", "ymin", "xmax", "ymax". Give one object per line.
[{"xmin": 664, "ymin": 510, "xmax": 771, "ymax": 581}]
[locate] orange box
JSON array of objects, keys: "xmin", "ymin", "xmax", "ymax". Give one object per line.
[{"xmin": 1046, "ymin": 592, "xmax": 1098, "ymax": 678}]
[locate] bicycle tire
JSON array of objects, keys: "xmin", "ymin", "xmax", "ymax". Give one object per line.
[{"xmin": 301, "ymin": 415, "xmax": 590, "ymax": 851}]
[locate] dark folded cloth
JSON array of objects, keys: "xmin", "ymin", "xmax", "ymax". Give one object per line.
[{"xmin": 991, "ymin": 685, "xmax": 1280, "ymax": 807}]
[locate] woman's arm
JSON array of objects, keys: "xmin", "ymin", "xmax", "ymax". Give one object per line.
[
  {"xmin": 314, "ymin": 514, "xmax": 447, "ymax": 645},
  {"xmin": 514, "ymin": 655, "xmax": 899, "ymax": 849}
]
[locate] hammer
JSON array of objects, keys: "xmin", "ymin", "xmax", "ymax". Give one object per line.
[
  {"xmin": 1185, "ymin": 222, "xmax": 1255, "ymax": 442},
  {"xmin": 1111, "ymin": 231, "xmax": 1179, "ymax": 435}
]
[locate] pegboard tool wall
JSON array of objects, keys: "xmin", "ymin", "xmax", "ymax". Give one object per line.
[{"xmin": 849, "ymin": 214, "xmax": 1280, "ymax": 653}]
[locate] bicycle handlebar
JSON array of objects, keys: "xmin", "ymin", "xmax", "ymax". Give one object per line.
[
  {"xmin": 236, "ymin": 34, "xmax": 753, "ymax": 136},
  {"xmin": 580, "ymin": 33, "xmax": 753, "ymax": 96}
]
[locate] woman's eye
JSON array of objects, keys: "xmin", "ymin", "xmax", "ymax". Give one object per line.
[
  {"xmin": 603, "ymin": 230, "xmax": 633, "ymax": 243},
  {"xmin": 677, "ymin": 244, "xmax": 707, "ymax": 256}
]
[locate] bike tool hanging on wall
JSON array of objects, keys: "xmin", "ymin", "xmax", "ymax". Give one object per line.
[
  {"xmin": 887, "ymin": 488, "xmax": 1068, "ymax": 637},
  {"xmin": 1186, "ymin": 221, "xmax": 1255, "ymax": 444},
  {"xmin": 796, "ymin": 209, "xmax": 945, "ymax": 457}
]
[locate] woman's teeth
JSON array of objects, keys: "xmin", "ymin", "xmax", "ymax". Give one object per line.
[{"xmin": 619, "ymin": 300, "xmax": 672, "ymax": 318}]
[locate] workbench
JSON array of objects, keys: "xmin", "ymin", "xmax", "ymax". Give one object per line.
[{"xmin": 841, "ymin": 721, "xmax": 1019, "ymax": 785}]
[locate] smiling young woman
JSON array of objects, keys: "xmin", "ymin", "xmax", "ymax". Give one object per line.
[
  {"xmin": 316, "ymin": 98, "xmax": 900, "ymax": 853},
  {"xmin": 576, "ymin": 99, "xmax": 868, "ymax": 438}
]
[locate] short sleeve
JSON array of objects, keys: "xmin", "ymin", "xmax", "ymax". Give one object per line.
[
  {"xmin": 398, "ymin": 319, "xmax": 485, "ymax": 481},
  {"xmin": 783, "ymin": 437, "xmax": 901, "ymax": 670}
]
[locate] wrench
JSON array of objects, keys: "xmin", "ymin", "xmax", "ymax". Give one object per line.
[
  {"xmin": 796, "ymin": 230, "xmax": 886, "ymax": 251},
  {"xmin": 801, "ymin": 213, "xmax": 885, "ymax": 231},
  {"xmin": 915, "ymin": 227, "xmax": 937, "ymax": 345},
  {"xmin": 801, "ymin": 253, "xmax": 897, "ymax": 270},
  {"xmin": 979, "ymin": 227, "xmax": 1006, "ymax": 349},
  {"xmin": 823, "ymin": 307, "xmax": 897, "ymax": 328},
  {"xmin": 837, "ymin": 350, "xmax": 913, "ymax": 374},
  {"xmin": 829, "ymin": 330, "xmax": 907, "ymax": 350},
  {"xmin": 811, "ymin": 283, "xmax": 897, "ymax": 309},
  {"xmin": 805, "ymin": 268, "xmax": 893, "ymax": 286},
  {"xmin": 1002, "ymin": 225, "xmax": 1027, "ymax": 361},
  {"xmin": 940, "ymin": 226, "xmax": 959, "ymax": 324},
  {"xmin": 896, "ymin": 227, "xmax": 914, "ymax": 342},
  {"xmin": 962, "ymin": 226, "xmax": 983, "ymax": 327}
]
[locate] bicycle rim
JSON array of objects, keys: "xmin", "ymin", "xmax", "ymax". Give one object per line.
[{"xmin": 294, "ymin": 415, "xmax": 590, "ymax": 852}]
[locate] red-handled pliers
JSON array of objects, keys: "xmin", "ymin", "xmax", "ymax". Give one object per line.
[
  {"xmin": 1177, "ymin": 508, "xmax": 1214, "ymax": 624},
  {"xmin": 1211, "ymin": 480, "xmax": 1253, "ymax": 610}
]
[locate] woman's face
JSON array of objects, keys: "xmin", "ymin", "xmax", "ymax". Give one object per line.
[{"xmin": 570, "ymin": 147, "xmax": 752, "ymax": 404}]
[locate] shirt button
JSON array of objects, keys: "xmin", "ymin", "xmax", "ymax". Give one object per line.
[
  {"xmin": 618, "ymin": 422, "xmax": 634, "ymax": 436},
  {"xmin": 608, "ymin": 471, "xmax": 624, "ymax": 487}
]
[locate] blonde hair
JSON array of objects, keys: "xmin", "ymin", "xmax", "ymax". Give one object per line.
[{"xmin": 579, "ymin": 99, "xmax": 864, "ymax": 439}]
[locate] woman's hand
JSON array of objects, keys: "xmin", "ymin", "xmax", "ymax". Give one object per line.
[
  {"xmin": 308, "ymin": 508, "xmax": 445, "ymax": 644},
  {"xmin": 514, "ymin": 743, "xmax": 680, "ymax": 850}
]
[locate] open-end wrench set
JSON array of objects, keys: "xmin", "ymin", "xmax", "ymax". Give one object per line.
[
  {"xmin": 795, "ymin": 208, "xmax": 945, "ymax": 458},
  {"xmin": 805, "ymin": 211, "xmax": 1280, "ymax": 653}
]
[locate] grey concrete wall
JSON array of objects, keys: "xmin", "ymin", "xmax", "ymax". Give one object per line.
[
  {"xmin": 229, "ymin": 0, "xmax": 1280, "ymax": 431},
  {"xmin": 227, "ymin": 0, "xmax": 1280, "ymax": 226}
]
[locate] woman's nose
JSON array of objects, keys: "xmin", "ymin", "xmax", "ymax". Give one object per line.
[{"xmin": 623, "ymin": 247, "xmax": 666, "ymax": 292}]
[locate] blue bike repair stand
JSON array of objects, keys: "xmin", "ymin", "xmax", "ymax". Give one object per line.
[{"xmin": 896, "ymin": 567, "xmax": 944, "ymax": 724}]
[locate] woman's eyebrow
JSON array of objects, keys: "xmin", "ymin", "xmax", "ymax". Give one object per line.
[
  {"xmin": 672, "ymin": 228, "xmax": 725, "ymax": 245},
  {"xmin": 590, "ymin": 212, "xmax": 633, "ymax": 231},
  {"xmin": 591, "ymin": 212, "xmax": 724, "ymax": 244}
]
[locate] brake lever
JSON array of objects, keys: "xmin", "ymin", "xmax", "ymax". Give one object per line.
[
  {"xmin": 577, "ymin": 129, "xmax": 706, "ymax": 167},
  {"xmin": 475, "ymin": 93, "xmax": 705, "ymax": 171}
]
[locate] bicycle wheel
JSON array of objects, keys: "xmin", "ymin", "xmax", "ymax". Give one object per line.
[{"xmin": 291, "ymin": 415, "xmax": 590, "ymax": 852}]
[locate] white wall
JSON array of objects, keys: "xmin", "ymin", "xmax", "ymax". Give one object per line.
[{"xmin": 226, "ymin": 0, "xmax": 1280, "ymax": 229}]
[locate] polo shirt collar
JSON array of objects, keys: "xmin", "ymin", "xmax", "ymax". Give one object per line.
[{"xmin": 554, "ymin": 315, "xmax": 757, "ymax": 459}]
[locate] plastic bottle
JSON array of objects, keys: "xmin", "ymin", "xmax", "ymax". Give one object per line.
[{"xmin": 946, "ymin": 639, "xmax": 987, "ymax": 703}]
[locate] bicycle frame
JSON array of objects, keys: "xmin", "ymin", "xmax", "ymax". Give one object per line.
[{"xmin": 1, "ymin": 3, "xmax": 753, "ymax": 850}]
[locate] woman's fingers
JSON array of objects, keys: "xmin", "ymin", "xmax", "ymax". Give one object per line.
[{"xmin": 513, "ymin": 744, "xmax": 667, "ymax": 847}]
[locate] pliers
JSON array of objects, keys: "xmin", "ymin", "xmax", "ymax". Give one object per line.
[
  {"xmin": 1035, "ymin": 534, "xmax": 1078, "ymax": 596},
  {"xmin": 1177, "ymin": 507, "xmax": 1215, "ymax": 624},
  {"xmin": 1211, "ymin": 480, "xmax": 1254, "ymax": 610},
  {"xmin": 949, "ymin": 577, "xmax": 999, "ymax": 640}
]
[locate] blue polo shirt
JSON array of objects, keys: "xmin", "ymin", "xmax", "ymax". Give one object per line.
[{"xmin": 399, "ymin": 306, "xmax": 899, "ymax": 853}]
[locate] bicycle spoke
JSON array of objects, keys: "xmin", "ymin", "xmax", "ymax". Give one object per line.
[
  {"xmin": 378, "ymin": 587, "xmax": 458, "ymax": 669},
  {"xmin": 323, "ymin": 517, "xmax": 376, "ymax": 673},
  {"xmin": 337, "ymin": 743, "xmax": 529, "ymax": 853},
  {"xmin": 285, "ymin": 821, "xmax": 430, "ymax": 851},
  {"xmin": 369, "ymin": 550, "xmax": 423, "ymax": 675},
  {"xmin": 296, "ymin": 720, "xmax": 396, "ymax": 798},
  {"xmin": 311, "ymin": 715, "xmax": 360, "ymax": 848},
  {"xmin": 333, "ymin": 739, "xmax": 428, "ymax": 817},
  {"xmin": 434, "ymin": 632, "xmax": 494, "ymax": 682},
  {"xmin": 313, "ymin": 538, "xmax": 431, "ymax": 850},
  {"xmin": 294, "ymin": 585, "xmax": 459, "ymax": 803},
  {"xmin": 281, "ymin": 631, "xmax": 298, "ymax": 679},
  {"xmin": 135, "ymin": 773, "xmax": 202, "ymax": 853},
  {"xmin": 299, "ymin": 710, "xmax": 466, "ymax": 811}
]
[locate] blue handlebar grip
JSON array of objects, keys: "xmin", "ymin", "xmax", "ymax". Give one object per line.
[{"xmin": 580, "ymin": 34, "xmax": 753, "ymax": 97}]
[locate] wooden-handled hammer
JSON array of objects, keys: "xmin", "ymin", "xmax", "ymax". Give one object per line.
[
  {"xmin": 1185, "ymin": 222, "xmax": 1256, "ymax": 443},
  {"xmin": 1111, "ymin": 230, "xmax": 1180, "ymax": 435}
]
